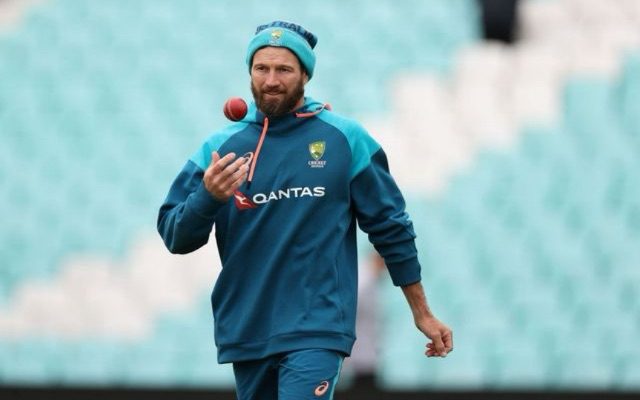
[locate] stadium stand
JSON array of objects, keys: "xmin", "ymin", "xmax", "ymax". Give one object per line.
[
  {"xmin": 0, "ymin": 0, "xmax": 476, "ymax": 388},
  {"xmin": 0, "ymin": 0, "xmax": 639, "ymax": 394},
  {"xmin": 373, "ymin": 0, "xmax": 640, "ymax": 389}
]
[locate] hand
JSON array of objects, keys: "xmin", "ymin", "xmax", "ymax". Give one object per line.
[
  {"xmin": 203, "ymin": 151, "xmax": 250, "ymax": 201},
  {"xmin": 416, "ymin": 316, "xmax": 453, "ymax": 358},
  {"xmin": 400, "ymin": 282, "xmax": 453, "ymax": 358}
]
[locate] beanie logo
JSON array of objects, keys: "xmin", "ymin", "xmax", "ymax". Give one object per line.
[
  {"xmin": 248, "ymin": 22, "xmax": 317, "ymax": 79},
  {"xmin": 270, "ymin": 29, "xmax": 283, "ymax": 42}
]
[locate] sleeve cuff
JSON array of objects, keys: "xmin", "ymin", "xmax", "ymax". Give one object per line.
[
  {"xmin": 188, "ymin": 182, "xmax": 227, "ymax": 218},
  {"xmin": 386, "ymin": 257, "xmax": 422, "ymax": 287}
]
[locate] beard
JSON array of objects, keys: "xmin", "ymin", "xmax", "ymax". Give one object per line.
[{"xmin": 251, "ymin": 78, "xmax": 305, "ymax": 118}]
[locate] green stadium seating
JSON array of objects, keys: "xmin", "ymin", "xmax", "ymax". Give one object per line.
[
  {"xmin": 377, "ymin": 52, "xmax": 640, "ymax": 389},
  {"xmin": 1, "ymin": 0, "xmax": 639, "ymax": 392}
]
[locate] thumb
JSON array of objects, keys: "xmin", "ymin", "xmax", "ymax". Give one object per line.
[{"xmin": 431, "ymin": 333, "xmax": 445, "ymax": 356}]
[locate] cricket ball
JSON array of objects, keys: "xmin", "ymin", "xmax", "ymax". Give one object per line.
[{"xmin": 223, "ymin": 97, "xmax": 248, "ymax": 121}]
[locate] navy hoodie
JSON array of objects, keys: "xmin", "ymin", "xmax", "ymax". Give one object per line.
[{"xmin": 157, "ymin": 97, "xmax": 421, "ymax": 363}]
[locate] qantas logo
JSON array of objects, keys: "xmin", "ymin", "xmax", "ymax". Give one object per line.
[
  {"xmin": 233, "ymin": 190, "xmax": 257, "ymax": 210},
  {"xmin": 233, "ymin": 186, "xmax": 325, "ymax": 210}
]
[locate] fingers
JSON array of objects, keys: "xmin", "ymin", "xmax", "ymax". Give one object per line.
[
  {"xmin": 218, "ymin": 161, "xmax": 249, "ymax": 196},
  {"xmin": 424, "ymin": 327, "xmax": 453, "ymax": 358},
  {"xmin": 204, "ymin": 152, "xmax": 250, "ymax": 201},
  {"xmin": 206, "ymin": 151, "xmax": 221, "ymax": 175},
  {"xmin": 228, "ymin": 162, "xmax": 249, "ymax": 187},
  {"xmin": 443, "ymin": 330, "xmax": 453, "ymax": 353},
  {"xmin": 425, "ymin": 343, "xmax": 436, "ymax": 357},
  {"xmin": 229, "ymin": 168, "xmax": 248, "ymax": 191},
  {"xmin": 207, "ymin": 152, "xmax": 248, "ymax": 181},
  {"xmin": 224, "ymin": 157, "xmax": 248, "ymax": 182},
  {"xmin": 211, "ymin": 152, "xmax": 239, "ymax": 175},
  {"xmin": 425, "ymin": 342, "xmax": 452, "ymax": 357}
]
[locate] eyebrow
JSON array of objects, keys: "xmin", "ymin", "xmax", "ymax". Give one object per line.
[{"xmin": 253, "ymin": 62, "xmax": 296, "ymax": 70}]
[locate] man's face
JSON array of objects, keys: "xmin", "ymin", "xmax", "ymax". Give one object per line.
[{"xmin": 250, "ymin": 47, "xmax": 308, "ymax": 118}]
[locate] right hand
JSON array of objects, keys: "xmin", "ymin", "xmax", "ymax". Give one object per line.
[{"xmin": 203, "ymin": 151, "xmax": 250, "ymax": 201}]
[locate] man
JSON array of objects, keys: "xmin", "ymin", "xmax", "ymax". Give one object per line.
[{"xmin": 158, "ymin": 20, "xmax": 453, "ymax": 400}]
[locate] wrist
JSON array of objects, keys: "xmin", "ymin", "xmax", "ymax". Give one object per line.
[
  {"xmin": 191, "ymin": 183, "xmax": 226, "ymax": 217},
  {"xmin": 401, "ymin": 282, "xmax": 435, "ymax": 320}
]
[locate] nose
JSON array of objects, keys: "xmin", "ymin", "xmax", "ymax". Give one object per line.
[{"xmin": 264, "ymin": 71, "xmax": 280, "ymax": 88}]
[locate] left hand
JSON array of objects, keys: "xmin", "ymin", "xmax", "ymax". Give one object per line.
[{"xmin": 416, "ymin": 316, "xmax": 453, "ymax": 357}]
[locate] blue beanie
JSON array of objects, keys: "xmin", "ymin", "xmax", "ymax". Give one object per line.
[{"xmin": 246, "ymin": 21, "xmax": 318, "ymax": 79}]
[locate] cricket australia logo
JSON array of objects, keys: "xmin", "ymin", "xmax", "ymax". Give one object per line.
[
  {"xmin": 308, "ymin": 141, "xmax": 326, "ymax": 168},
  {"xmin": 269, "ymin": 29, "xmax": 283, "ymax": 45}
]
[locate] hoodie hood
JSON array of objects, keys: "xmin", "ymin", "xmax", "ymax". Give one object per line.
[
  {"xmin": 240, "ymin": 97, "xmax": 328, "ymax": 124},
  {"xmin": 241, "ymin": 96, "xmax": 331, "ymax": 187}
]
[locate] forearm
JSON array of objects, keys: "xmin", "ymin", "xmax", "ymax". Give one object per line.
[
  {"xmin": 157, "ymin": 162, "xmax": 225, "ymax": 254},
  {"xmin": 401, "ymin": 281, "xmax": 434, "ymax": 322},
  {"xmin": 157, "ymin": 195, "xmax": 217, "ymax": 254},
  {"xmin": 401, "ymin": 281, "xmax": 453, "ymax": 357}
]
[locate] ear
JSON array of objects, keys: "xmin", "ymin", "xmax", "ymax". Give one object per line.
[{"xmin": 302, "ymin": 72, "xmax": 309, "ymax": 85}]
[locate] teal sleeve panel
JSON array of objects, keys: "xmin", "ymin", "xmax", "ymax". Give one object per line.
[
  {"xmin": 350, "ymin": 148, "xmax": 422, "ymax": 286},
  {"xmin": 316, "ymin": 113, "xmax": 381, "ymax": 179},
  {"xmin": 318, "ymin": 111, "xmax": 421, "ymax": 286},
  {"xmin": 157, "ymin": 160, "xmax": 226, "ymax": 254},
  {"xmin": 158, "ymin": 123, "xmax": 247, "ymax": 254},
  {"xmin": 190, "ymin": 122, "xmax": 250, "ymax": 170}
]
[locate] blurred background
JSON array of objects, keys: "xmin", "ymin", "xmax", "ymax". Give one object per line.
[{"xmin": 0, "ymin": 0, "xmax": 639, "ymax": 398}]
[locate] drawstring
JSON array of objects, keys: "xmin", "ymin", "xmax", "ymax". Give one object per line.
[
  {"xmin": 247, "ymin": 117, "xmax": 269, "ymax": 187},
  {"xmin": 246, "ymin": 104, "xmax": 330, "ymax": 187}
]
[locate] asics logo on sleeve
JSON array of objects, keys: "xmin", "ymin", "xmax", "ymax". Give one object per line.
[{"xmin": 314, "ymin": 381, "xmax": 330, "ymax": 396}]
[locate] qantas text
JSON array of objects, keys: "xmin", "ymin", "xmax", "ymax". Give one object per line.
[{"xmin": 251, "ymin": 186, "xmax": 325, "ymax": 205}]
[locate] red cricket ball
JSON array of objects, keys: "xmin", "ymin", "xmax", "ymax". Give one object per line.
[{"xmin": 223, "ymin": 97, "xmax": 248, "ymax": 121}]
